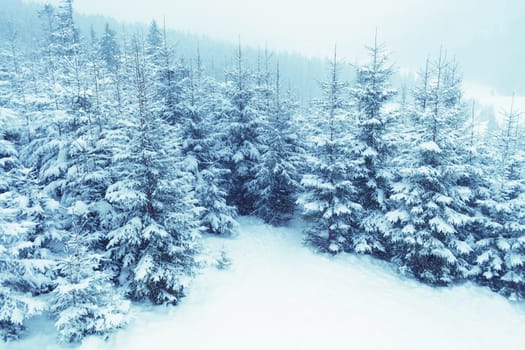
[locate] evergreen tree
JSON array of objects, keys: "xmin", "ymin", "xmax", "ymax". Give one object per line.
[
  {"xmin": 0, "ymin": 111, "xmax": 50, "ymax": 341},
  {"xmin": 98, "ymin": 23, "xmax": 120, "ymax": 74},
  {"xmin": 252, "ymin": 63, "xmax": 303, "ymax": 225},
  {"xmin": 474, "ymin": 100, "xmax": 525, "ymax": 298},
  {"xmin": 144, "ymin": 20, "xmax": 187, "ymax": 124},
  {"xmin": 223, "ymin": 43, "xmax": 264, "ymax": 215},
  {"xmin": 36, "ymin": 3, "xmax": 61, "ymax": 109},
  {"xmin": 51, "ymin": 0, "xmax": 79, "ymax": 60},
  {"xmin": 50, "ymin": 203, "xmax": 128, "ymax": 343},
  {"xmin": 298, "ymin": 49, "xmax": 361, "ymax": 253},
  {"xmin": 350, "ymin": 36, "xmax": 396, "ymax": 255},
  {"xmin": 105, "ymin": 43, "xmax": 200, "ymax": 304},
  {"xmin": 181, "ymin": 61, "xmax": 238, "ymax": 235},
  {"xmin": 387, "ymin": 52, "xmax": 474, "ymax": 285},
  {"xmin": 51, "ymin": 0, "xmax": 84, "ymax": 100},
  {"xmin": 145, "ymin": 20, "xmax": 163, "ymax": 68}
]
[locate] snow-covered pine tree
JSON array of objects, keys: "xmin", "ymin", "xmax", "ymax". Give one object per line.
[
  {"xmin": 7, "ymin": 30, "xmax": 92, "ymax": 330},
  {"xmin": 0, "ymin": 109, "xmax": 50, "ymax": 341},
  {"xmin": 17, "ymin": 102, "xmax": 122, "ymax": 344},
  {"xmin": 24, "ymin": 0, "xmax": 109, "ymax": 258},
  {"xmin": 144, "ymin": 20, "xmax": 163, "ymax": 69},
  {"xmin": 50, "ymin": 202, "xmax": 128, "ymax": 343},
  {"xmin": 387, "ymin": 51, "xmax": 474, "ymax": 285},
  {"xmin": 14, "ymin": 4, "xmax": 125, "ymax": 340},
  {"xmin": 43, "ymin": 119, "xmax": 128, "ymax": 342},
  {"xmin": 349, "ymin": 36, "xmax": 396, "ymax": 256},
  {"xmin": 95, "ymin": 22, "xmax": 124, "ymax": 113},
  {"xmin": 223, "ymin": 43, "xmax": 265, "ymax": 215},
  {"xmin": 145, "ymin": 20, "xmax": 188, "ymax": 125},
  {"xmin": 50, "ymin": 0, "xmax": 86, "ymax": 103},
  {"xmin": 3, "ymin": 28, "xmax": 30, "ymax": 131},
  {"xmin": 473, "ymin": 99, "xmax": 525, "ymax": 298},
  {"xmin": 252, "ymin": 47, "xmax": 273, "ymax": 126},
  {"xmin": 251, "ymin": 63, "xmax": 303, "ymax": 225},
  {"xmin": 105, "ymin": 41, "xmax": 200, "ymax": 304},
  {"xmin": 36, "ymin": 3, "xmax": 61, "ymax": 110},
  {"xmin": 98, "ymin": 23, "xmax": 120, "ymax": 74},
  {"xmin": 298, "ymin": 48, "xmax": 361, "ymax": 254},
  {"xmin": 35, "ymin": 0, "xmax": 95, "ymax": 134},
  {"xmin": 50, "ymin": 0, "xmax": 79, "ymax": 59},
  {"xmin": 181, "ymin": 58, "xmax": 238, "ymax": 235}
]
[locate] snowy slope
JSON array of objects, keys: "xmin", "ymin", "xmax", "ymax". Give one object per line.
[
  {"xmin": 463, "ymin": 82, "xmax": 525, "ymax": 127},
  {"xmin": 9, "ymin": 217, "xmax": 525, "ymax": 350}
]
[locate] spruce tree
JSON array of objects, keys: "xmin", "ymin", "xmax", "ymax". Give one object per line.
[
  {"xmin": 298, "ymin": 49, "xmax": 361, "ymax": 253},
  {"xmin": 350, "ymin": 36, "xmax": 396, "ymax": 255},
  {"xmin": 105, "ymin": 42, "xmax": 200, "ymax": 304},
  {"xmin": 387, "ymin": 52, "xmax": 474, "ymax": 284},
  {"xmin": 252, "ymin": 63, "xmax": 303, "ymax": 225},
  {"xmin": 50, "ymin": 204, "xmax": 128, "ymax": 343},
  {"xmin": 98, "ymin": 23, "xmax": 120, "ymax": 74},
  {"xmin": 223, "ymin": 43, "xmax": 264, "ymax": 215},
  {"xmin": 144, "ymin": 20, "xmax": 187, "ymax": 125},
  {"xmin": 181, "ymin": 61, "xmax": 238, "ymax": 235},
  {"xmin": 0, "ymin": 112, "xmax": 50, "ymax": 341},
  {"xmin": 474, "ymin": 100, "xmax": 525, "ymax": 298}
]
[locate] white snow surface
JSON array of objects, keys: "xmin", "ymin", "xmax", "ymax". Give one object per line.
[{"xmin": 8, "ymin": 217, "xmax": 525, "ymax": 350}]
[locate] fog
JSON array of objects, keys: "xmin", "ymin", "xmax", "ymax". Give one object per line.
[{"xmin": 26, "ymin": 0, "xmax": 525, "ymax": 93}]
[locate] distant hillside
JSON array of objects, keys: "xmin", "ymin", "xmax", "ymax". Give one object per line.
[
  {"xmin": 0, "ymin": 0, "xmax": 326, "ymax": 104},
  {"xmin": 2, "ymin": 0, "xmax": 419, "ymax": 106},
  {"xmin": 5, "ymin": 0, "xmax": 518, "ymax": 104}
]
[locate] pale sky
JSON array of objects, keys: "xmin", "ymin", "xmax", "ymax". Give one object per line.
[{"xmin": 26, "ymin": 0, "xmax": 525, "ymax": 92}]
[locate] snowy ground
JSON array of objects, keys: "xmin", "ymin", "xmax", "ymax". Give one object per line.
[{"xmin": 9, "ymin": 217, "xmax": 525, "ymax": 350}]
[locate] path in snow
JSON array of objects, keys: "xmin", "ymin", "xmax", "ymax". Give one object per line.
[{"xmin": 10, "ymin": 217, "xmax": 525, "ymax": 349}]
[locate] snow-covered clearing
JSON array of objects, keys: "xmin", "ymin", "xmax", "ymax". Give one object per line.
[{"xmin": 9, "ymin": 217, "xmax": 525, "ymax": 350}]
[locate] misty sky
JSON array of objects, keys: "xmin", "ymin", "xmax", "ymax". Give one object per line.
[{"xmin": 27, "ymin": 0, "xmax": 524, "ymax": 92}]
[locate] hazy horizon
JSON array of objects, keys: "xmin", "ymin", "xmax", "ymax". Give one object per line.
[{"xmin": 24, "ymin": 0, "xmax": 525, "ymax": 94}]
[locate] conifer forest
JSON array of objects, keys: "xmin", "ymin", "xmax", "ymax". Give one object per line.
[{"xmin": 1, "ymin": 0, "xmax": 524, "ymax": 346}]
